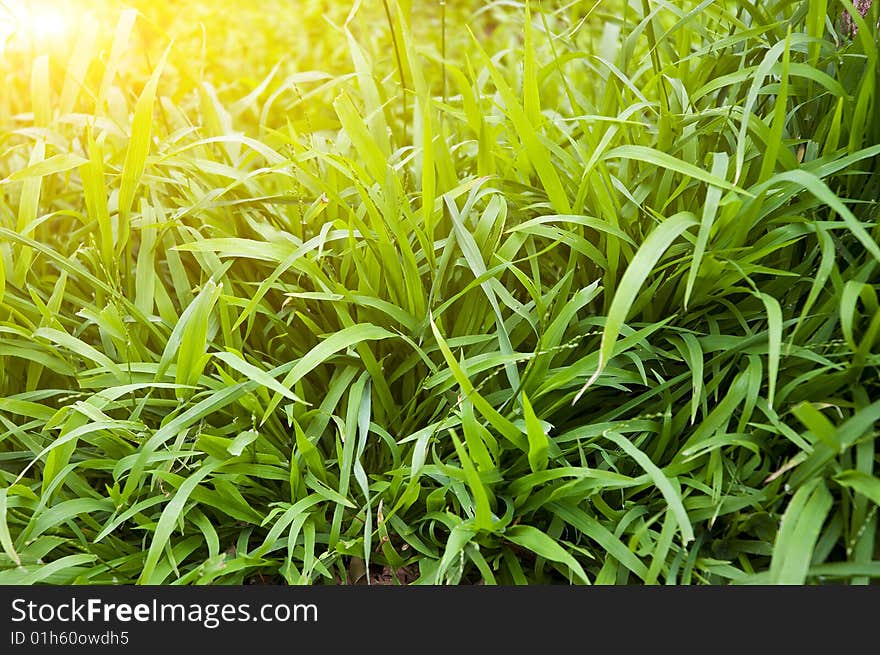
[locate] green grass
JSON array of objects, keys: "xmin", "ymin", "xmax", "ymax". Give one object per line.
[{"xmin": 0, "ymin": 0, "xmax": 879, "ymax": 585}]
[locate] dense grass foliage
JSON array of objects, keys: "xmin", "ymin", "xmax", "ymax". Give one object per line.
[{"xmin": 1, "ymin": 0, "xmax": 879, "ymax": 584}]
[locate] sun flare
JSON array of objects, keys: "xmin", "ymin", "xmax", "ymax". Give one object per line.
[{"xmin": 0, "ymin": 0, "xmax": 75, "ymax": 44}]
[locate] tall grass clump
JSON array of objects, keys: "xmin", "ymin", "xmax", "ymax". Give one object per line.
[{"xmin": 0, "ymin": 0, "xmax": 879, "ymax": 584}]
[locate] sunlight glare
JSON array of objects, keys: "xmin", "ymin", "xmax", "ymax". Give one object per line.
[
  {"xmin": 0, "ymin": 2, "xmax": 15, "ymax": 43},
  {"xmin": 0, "ymin": 0, "xmax": 75, "ymax": 44}
]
